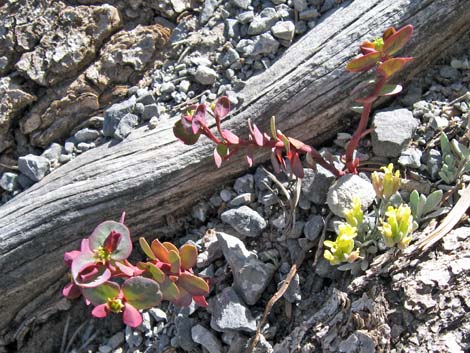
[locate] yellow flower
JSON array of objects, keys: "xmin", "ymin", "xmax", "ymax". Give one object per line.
[
  {"xmin": 379, "ymin": 204, "xmax": 413, "ymax": 249},
  {"xmin": 344, "ymin": 197, "xmax": 364, "ymax": 227},
  {"xmin": 324, "ymin": 224, "xmax": 359, "ymax": 265},
  {"xmin": 372, "ymin": 163, "xmax": 401, "ymax": 199}
]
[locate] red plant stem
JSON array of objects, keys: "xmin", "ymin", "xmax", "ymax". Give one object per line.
[{"xmin": 345, "ymin": 74, "xmax": 387, "ymax": 173}]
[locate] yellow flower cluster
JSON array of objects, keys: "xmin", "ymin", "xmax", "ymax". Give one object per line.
[
  {"xmin": 324, "ymin": 223, "xmax": 360, "ymax": 265},
  {"xmin": 379, "ymin": 204, "xmax": 413, "ymax": 249},
  {"xmin": 344, "ymin": 197, "xmax": 364, "ymax": 228},
  {"xmin": 372, "ymin": 163, "xmax": 401, "ymax": 199}
]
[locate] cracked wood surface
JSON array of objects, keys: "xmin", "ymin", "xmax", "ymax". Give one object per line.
[{"xmin": 1, "ymin": 0, "xmax": 469, "ymax": 340}]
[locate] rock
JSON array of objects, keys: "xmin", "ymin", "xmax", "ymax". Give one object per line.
[
  {"xmin": 304, "ymin": 215, "xmax": 324, "ymax": 241},
  {"xmin": 282, "ymin": 273, "xmax": 301, "ymax": 303},
  {"xmin": 238, "ymin": 11, "xmax": 254, "ymax": 24},
  {"xmin": 430, "ymin": 115, "xmax": 449, "ymax": 130},
  {"xmin": 225, "ymin": 19, "xmax": 240, "ymax": 39},
  {"xmin": 171, "ymin": 0, "xmax": 190, "ymax": 13},
  {"xmin": 299, "ymin": 8, "xmax": 320, "ymax": 20},
  {"xmin": 234, "ymin": 174, "xmax": 255, "ymax": 194},
  {"xmin": 398, "ymin": 147, "xmax": 422, "ymax": 168},
  {"xmin": 41, "ymin": 143, "xmax": 63, "ymax": 162},
  {"xmin": 194, "ymin": 65, "xmax": 219, "ymax": 85},
  {"xmin": 74, "ymin": 128, "xmax": 100, "ymax": 143},
  {"xmin": 197, "ymin": 230, "xmax": 223, "ymax": 268},
  {"xmin": 142, "ymin": 104, "xmax": 159, "ymax": 121},
  {"xmin": 271, "ymin": 21, "xmax": 295, "ymax": 44},
  {"xmin": 149, "ymin": 308, "xmax": 167, "ymax": 322},
  {"xmin": 18, "ymin": 155, "xmax": 50, "ymax": 182},
  {"xmin": 0, "ymin": 77, "xmax": 36, "ymax": 153},
  {"xmin": 221, "ymin": 206, "xmax": 267, "ymax": 237},
  {"xmin": 424, "ymin": 149, "xmax": 442, "ymax": 179},
  {"xmin": 220, "ymin": 188, "xmax": 234, "ymax": 202},
  {"xmin": 192, "ymin": 201, "xmax": 211, "ymax": 222},
  {"xmin": 255, "ymin": 167, "xmax": 272, "ymax": 191},
  {"xmin": 217, "ymin": 232, "xmax": 276, "ymax": 305},
  {"xmin": 218, "ymin": 48, "xmax": 240, "ymax": 67},
  {"xmin": 148, "ymin": 116, "xmax": 159, "ymax": 129},
  {"xmin": 200, "ymin": 0, "xmax": 219, "ymax": 24},
  {"xmin": 17, "ymin": 174, "xmax": 35, "ymax": 189},
  {"xmin": 232, "ymin": 0, "xmax": 251, "ymax": 9},
  {"xmin": 439, "ymin": 65, "xmax": 460, "ymax": 80},
  {"xmin": 15, "ymin": 5, "xmax": 121, "ymax": 86},
  {"xmin": 339, "ymin": 331, "xmax": 375, "ymax": 353},
  {"xmin": 228, "ymin": 193, "xmax": 256, "ymax": 207},
  {"xmin": 103, "ymin": 97, "xmax": 137, "ymax": 137},
  {"xmin": 160, "ymin": 82, "xmax": 175, "ymax": 94},
  {"xmin": 22, "ymin": 24, "xmax": 170, "ymax": 147},
  {"xmin": 174, "ymin": 314, "xmax": 195, "ymax": 351},
  {"xmin": 371, "ymin": 108, "xmax": 419, "ymax": 157},
  {"xmin": 252, "ymin": 33, "xmax": 280, "ymax": 56},
  {"xmin": 301, "ymin": 166, "xmax": 336, "ymax": 205},
  {"xmin": 315, "ymin": 257, "xmax": 342, "ymax": 279},
  {"xmin": 210, "ymin": 287, "xmax": 257, "ymax": 332},
  {"xmin": 0, "ymin": 172, "xmax": 19, "ymax": 192},
  {"xmin": 247, "ymin": 8, "xmax": 278, "ymax": 36},
  {"xmin": 107, "ymin": 332, "xmax": 124, "ymax": 350},
  {"xmin": 327, "ymin": 174, "xmax": 375, "ymax": 217},
  {"xmin": 293, "ymin": 0, "xmax": 308, "ymax": 12},
  {"xmin": 114, "ymin": 113, "xmax": 138, "ymax": 140},
  {"xmin": 320, "ymin": 0, "xmax": 336, "ymax": 12},
  {"xmin": 192, "ymin": 325, "xmax": 223, "ymax": 353}
]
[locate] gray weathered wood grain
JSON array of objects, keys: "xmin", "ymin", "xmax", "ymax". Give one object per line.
[{"xmin": 1, "ymin": 0, "xmax": 469, "ymax": 340}]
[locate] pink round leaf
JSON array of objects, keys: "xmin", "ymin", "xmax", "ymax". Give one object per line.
[
  {"xmin": 214, "ymin": 96, "xmax": 230, "ymax": 120},
  {"xmin": 92, "ymin": 303, "xmax": 109, "ymax": 318}
]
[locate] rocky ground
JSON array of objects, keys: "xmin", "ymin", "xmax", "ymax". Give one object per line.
[{"xmin": 1, "ymin": 1, "xmax": 470, "ymax": 353}]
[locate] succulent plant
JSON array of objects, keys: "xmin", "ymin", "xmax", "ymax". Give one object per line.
[
  {"xmin": 409, "ymin": 189, "xmax": 443, "ymax": 223},
  {"xmin": 371, "ymin": 163, "xmax": 401, "ymax": 199},
  {"xmin": 439, "ymin": 131, "xmax": 470, "ymax": 184},
  {"xmin": 138, "ymin": 238, "xmax": 210, "ymax": 307},
  {"xmin": 82, "ymin": 277, "xmax": 162, "ymax": 327},
  {"xmin": 379, "ymin": 204, "xmax": 414, "ymax": 249},
  {"xmin": 324, "ymin": 223, "xmax": 360, "ymax": 265}
]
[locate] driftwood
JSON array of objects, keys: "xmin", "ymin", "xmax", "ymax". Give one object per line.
[{"xmin": 1, "ymin": 0, "xmax": 469, "ymax": 341}]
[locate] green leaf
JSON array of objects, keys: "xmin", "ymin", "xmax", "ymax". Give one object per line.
[
  {"xmin": 440, "ymin": 132, "xmax": 451, "ymax": 156},
  {"xmin": 160, "ymin": 279, "xmax": 180, "ymax": 301},
  {"xmin": 179, "ymin": 244, "xmax": 197, "ymax": 270},
  {"xmin": 270, "ymin": 116, "xmax": 277, "ymax": 139},
  {"xmin": 145, "ymin": 262, "xmax": 165, "ymax": 283},
  {"xmin": 89, "ymin": 221, "xmax": 132, "ymax": 260},
  {"xmin": 379, "ymin": 84, "xmax": 403, "ymax": 96},
  {"xmin": 423, "ymin": 190, "xmax": 443, "ymax": 215},
  {"xmin": 122, "ymin": 277, "xmax": 162, "ymax": 310},
  {"xmin": 178, "ymin": 273, "xmax": 209, "ymax": 296},
  {"xmin": 417, "ymin": 194, "xmax": 427, "ymax": 221},
  {"xmin": 409, "ymin": 190, "xmax": 419, "ymax": 217},
  {"xmin": 346, "ymin": 51, "xmax": 381, "ymax": 72},
  {"xmin": 82, "ymin": 281, "xmax": 120, "ymax": 305},
  {"xmin": 168, "ymin": 250, "xmax": 181, "ymax": 275},
  {"xmin": 139, "ymin": 237, "xmax": 156, "ymax": 260},
  {"xmin": 173, "ymin": 120, "xmax": 200, "ymax": 145},
  {"xmin": 383, "ymin": 24, "xmax": 413, "ymax": 56}
]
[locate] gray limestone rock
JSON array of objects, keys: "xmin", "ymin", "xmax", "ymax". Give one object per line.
[
  {"xmin": 232, "ymin": 0, "xmax": 251, "ymax": 9},
  {"xmin": 210, "ymin": 287, "xmax": 257, "ymax": 332},
  {"xmin": 74, "ymin": 128, "xmax": 100, "ymax": 143},
  {"xmin": 371, "ymin": 108, "xmax": 419, "ymax": 157},
  {"xmin": 114, "ymin": 113, "xmax": 139, "ymax": 140},
  {"xmin": 18, "ymin": 154, "xmax": 50, "ymax": 182},
  {"xmin": 41, "ymin": 143, "xmax": 63, "ymax": 162},
  {"xmin": 217, "ymin": 232, "xmax": 276, "ymax": 305},
  {"xmin": 271, "ymin": 21, "xmax": 295, "ymax": 43},
  {"xmin": 218, "ymin": 48, "xmax": 240, "ymax": 67},
  {"xmin": 192, "ymin": 325, "xmax": 223, "ymax": 353},
  {"xmin": 398, "ymin": 147, "xmax": 422, "ymax": 168},
  {"xmin": 103, "ymin": 97, "xmax": 136, "ymax": 137},
  {"xmin": 0, "ymin": 172, "xmax": 19, "ymax": 192},
  {"xmin": 248, "ymin": 8, "xmax": 278, "ymax": 36},
  {"xmin": 221, "ymin": 206, "xmax": 267, "ymax": 237},
  {"xmin": 194, "ymin": 65, "xmax": 219, "ymax": 85},
  {"xmin": 301, "ymin": 165, "xmax": 336, "ymax": 205},
  {"xmin": 142, "ymin": 104, "xmax": 159, "ymax": 121},
  {"xmin": 304, "ymin": 215, "xmax": 324, "ymax": 241},
  {"xmin": 327, "ymin": 174, "xmax": 375, "ymax": 217},
  {"xmin": 234, "ymin": 174, "xmax": 255, "ymax": 194}
]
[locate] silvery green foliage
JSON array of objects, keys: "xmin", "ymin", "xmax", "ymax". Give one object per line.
[
  {"xmin": 409, "ymin": 189, "xmax": 443, "ymax": 222},
  {"xmin": 439, "ymin": 132, "xmax": 470, "ymax": 184}
]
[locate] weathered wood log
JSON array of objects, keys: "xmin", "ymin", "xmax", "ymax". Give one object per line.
[{"xmin": 1, "ymin": 0, "xmax": 469, "ymax": 342}]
